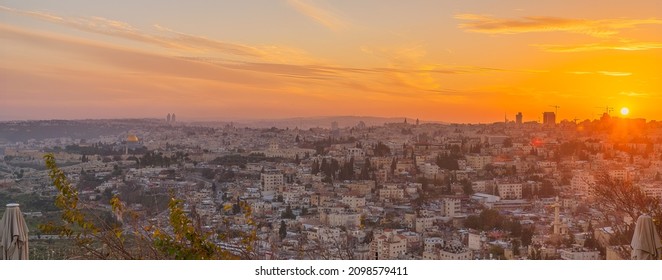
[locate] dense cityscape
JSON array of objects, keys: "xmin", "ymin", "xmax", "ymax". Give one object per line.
[{"xmin": 2, "ymin": 112, "xmax": 661, "ymax": 260}]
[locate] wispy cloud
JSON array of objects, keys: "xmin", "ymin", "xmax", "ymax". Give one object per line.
[
  {"xmin": 0, "ymin": 5, "xmax": 309, "ymax": 62},
  {"xmin": 181, "ymin": 56, "xmax": 505, "ymax": 82},
  {"xmin": 534, "ymin": 41, "xmax": 662, "ymax": 52},
  {"xmin": 598, "ymin": 71, "xmax": 632, "ymax": 77},
  {"xmin": 287, "ymin": 0, "xmax": 347, "ymax": 31},
  {"xmin": 0, "ymin": 4, "xmax": 534, "ymax": 103},
  {"xmin": 620, "ymin": 91, "xmax": 649, "ymax": 97},
  {"xmin": 566, "ymin": 71, "xmax": 633, "ymax": 77},
  {"xmin": 455, "ymin": 13, "xmax": 662, "ymax": 37},
  {"xmin": 0, "ymin": 24, "xmax": 278, "ymax": 87}
]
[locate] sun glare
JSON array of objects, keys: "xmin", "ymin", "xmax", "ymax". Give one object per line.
[{"xmin": 620, "ymin": 107, "xmax": 629, "ymax": 116}]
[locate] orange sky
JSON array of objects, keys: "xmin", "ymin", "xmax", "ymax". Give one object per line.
[{"xmin": 1, "ymin": 1, "xmax": 661, "ymax": 122}]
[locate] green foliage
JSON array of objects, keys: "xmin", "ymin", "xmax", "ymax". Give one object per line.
[
  {"xmin": 281, "ymin": 205, "xmax": 296, "ymax": 219},
  {"xmin": 152, "ymin": 197, "xmax": 239, "ymax": 260},
  {"xmin": 359, "ymin": 157, "xmax": 372, "ymax": 180},
  {"xmin": 502, "ymin": 138, "xmax": 513, "ymax": 148},
  {"xmin": 511, "ymin": 239, "xmax": 521, "ymax": 256},
  {"xmin": 279, "ymin": 220, "xmax": 287, "ymax": 241},
  {"xmin": 521, "ymin": 227, "xmax": 535, "ymax": 247},
  {"xmin": 465, "ymin": 209, "xmax": 505, "ymax": 231},
  {"xmin": 41, "ymin": 153, "xmax": 256, "ymax": 260},
  {"xmin": 489, "ymin": 245, "xmax": 504, "ymax": 259},
  {"xmin": 311, "ymin": 160, "xmax": 320, "ymax": 175},
  {"xmin": 42, "ymin": 153, "xmax": 94, "ymax": 238},
  {"xmin": 436, "ymin": 153, "xmax": 459, "ymax": 170},
  {"xmin": 338, "ymin": 157, "xmax": 355, "ymax": 180},
  {"xmin": 460, "ymin": 179, "xmax": 474, "ymax": 195},
  {"xmin": 373, "ymin": 142, "xmax": 391, "ymax": 157},
  {"xmin": 538, "ymin": 180, "xmax": 557, "ymax": 197},
  {"xmin": 564, "ymin": 231, "xmax": 576, "ymax": 247},
  {"xmin": 590, "ymin": 171, "xmax": 662, "ymax": 258}
]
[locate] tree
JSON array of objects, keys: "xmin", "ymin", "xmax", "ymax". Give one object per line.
[
  {"xmin": 282, "ymin": 205, "xmax": 296, "ymax": 219},
  {"xmin": 41, "ymin": 153, "xmax": 256, "ymax": 260},
  {"xmin": 489, "ymin": 245, "xmax": 504, "ymax": 259},
  {"xmin": 564, "ymin": 231, "xmax": 576, "ymax": 247},
  {"xmin": 360, "ymin": 158, "xmax": 371, "ymax": 180},
  {"xmin": 502, "ymin": 138, "xmax": 513, "ymax": 148},
  {"xmin": 465, "ymin": 215, "xmax": 480, "ymax": 230},
  {"xmin": 201, "ymin": 168, "xmax": 215, "ymax": 180},
  {"xmin": 460, "ymin": 179, "xmax": 473, "ymax": 195},
  {"xmin": 512, "ymin": 239, "xmax": 521, "ymax": 256},
  {"xmin": 538, "ymin": 180, "xmax": 557, "ymax": 197},
  {"xmin": 279, "ymin": 220, "xmax": 287, "ymax": 241},
  {"xmin": 338, "ymin": 157, "xmax": 355, "ymax": 180},
  {"xmin": 436, "ymin": 154, "xmax": 459, "ymax": 170},
  {"xmin": 589, "ymin": 172, "xmax": 662, "ymax": 258},
  {"xmin": 465, "ymin": 209, "xmax": 505, "ymax": 231},
  {"xmin": 363, "ymin": 230, "xmax": 374, "ymax": 244},
  {"xmin": 507, "ymin": 219, "xmax": 522, "ymax": 237},
  {"xmin": 521, "ymin": 227, "xmax": 535, "ymax": 247},
  {"xmin": 311, "ymin": 160, "xmax": 320, "ymax": 175},
  {"xmin": 373, "ymin": 142, "xmax": 391, "ymax": 157},
  {"xmin": 584, "ymin": 222, "xmax": 598, "ymax": 249}
]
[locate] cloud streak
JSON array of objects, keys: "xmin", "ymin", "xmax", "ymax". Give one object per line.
[
  {"xmin": 0, "ymin": 4, "xmax": 553, "ymax": 109},
  {"xmin": 0, "ymin": 5, "xmax": 307, "ymax": 62},
  {"xmin": 598, "ymin": 71, "xmax": 632, "ymax": 77},
  {"xmin": 287, "ymin": 0, "xmax": 347, "ymax": 31},
  {"xmin": 534, "ymin": 41, "xmax": 662, "ymax": 52},
  {"xmin": 455, "ymin": 13, "xmax": 662, "ymax": 37},
  {"xmin": 0, "ymin": 23, "xmax": 503, "ymax": 105},
  {"xmin": 620, "ymin": 91, "xmax": 649, "ymax": 97},
  {"xmin": 0, "ymin": 24, "xmax": 279, "ymax": 87},
  {"xmin": 566, "ymin": 71, "xmax": 633, "ymax": 77}
]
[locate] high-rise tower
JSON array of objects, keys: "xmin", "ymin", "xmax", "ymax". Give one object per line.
[{"xmin": 543, "ymin": 112, "xmax": 556, "ymax": 126}]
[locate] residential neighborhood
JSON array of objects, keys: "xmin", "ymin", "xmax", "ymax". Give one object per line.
[{"xmin": 2, "ymin": 113, "xmax": 661, "ymax": 260}]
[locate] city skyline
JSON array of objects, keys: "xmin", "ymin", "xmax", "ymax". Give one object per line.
[{"xmin": 1, "ymin": 1, "xmax": 661, "ymax": 122}]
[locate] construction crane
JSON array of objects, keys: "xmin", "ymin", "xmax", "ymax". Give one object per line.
[
  {"xmin": 595, "ymin": 106, "xmax": 613, "ymax": 115},
  {"xmin": 549, "ymin": 105, "xmax": 560, "ymax": 115}
]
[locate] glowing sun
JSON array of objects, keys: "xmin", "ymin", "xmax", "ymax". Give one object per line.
[{"xmin": 620, "ymin": 107, "xmax": 629, "ymax": 116}]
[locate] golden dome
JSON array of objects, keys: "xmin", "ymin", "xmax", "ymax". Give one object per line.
[{"xmin": 127, "ymin": 134, "xmax": 139, "ymax": 142}]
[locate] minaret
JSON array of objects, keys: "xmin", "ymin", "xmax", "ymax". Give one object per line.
[{"xmin": 553, "ymin": 196, "xmax": 561, "ymax": 236}]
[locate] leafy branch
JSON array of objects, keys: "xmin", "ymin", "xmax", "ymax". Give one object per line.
[{"xmin": 41, "ymin": 153, "xmax": 257, "ymax": 259}]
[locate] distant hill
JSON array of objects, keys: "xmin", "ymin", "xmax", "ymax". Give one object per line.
[
  {"xmin": 0, "ymin": 119, "xmax": 161, "ymax": 143},
  {"xmin": 228, "ymin": 116, "xmax": 446, "ymax": 129}
]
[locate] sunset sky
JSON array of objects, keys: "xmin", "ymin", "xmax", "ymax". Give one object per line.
[{"xmin": 1, "ymin": 0, "xmax": 661, "ymax": 123}]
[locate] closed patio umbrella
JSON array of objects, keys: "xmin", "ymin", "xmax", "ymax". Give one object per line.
[
  {"xmin": 631, "ymin": 214, "xmax": 662, "ymax": 260},
  {"xmin": 0, "ymin": 203, "xmax": 30, "ymax": 260}
]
